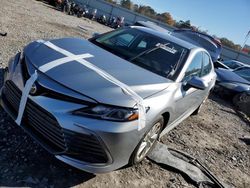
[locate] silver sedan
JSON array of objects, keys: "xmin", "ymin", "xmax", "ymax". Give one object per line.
[{"xmin": 0, "ymin": 27, "xmax": 216, "ymax": 173}]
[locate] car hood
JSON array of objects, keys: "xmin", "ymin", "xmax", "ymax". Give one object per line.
[
  {"xmin": 24, "ymin": 38, "xmax": 171, "ymax": 107},
  {"xmin": 215, "ymin": 68, "xmax": 250, "ymax": 85}
]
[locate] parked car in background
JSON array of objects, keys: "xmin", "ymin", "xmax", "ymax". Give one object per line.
[
  {"xmin": 1, "ymin": 27, "xmax": 216, "ymax": 173},
  {"xmin": 221, "ymin": 60, "xmax": 246, "ymax": 70},
  {"xmin": 172, "ymin": 29, "xmax": 222, "ymax": 62},
  {"xmin": 232, "ymin": 65, "xmax": 250, "ymax": 72},
  {"xmin": 215, "ymin": 67, "xmax": 250, "ymax": 99},
  {"xmin": 133, "ymin": 21, "xmax": 172, "ymax": 34}
]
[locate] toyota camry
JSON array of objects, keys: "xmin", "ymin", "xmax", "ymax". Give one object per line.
[{"xmin": 0, "ymin": 26, "xmax": 216, "ymax": 173}]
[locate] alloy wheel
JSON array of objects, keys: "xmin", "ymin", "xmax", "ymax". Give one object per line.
[{"xmin": 135, "ymin": 122, "xmax": 162, "ymax": 162}]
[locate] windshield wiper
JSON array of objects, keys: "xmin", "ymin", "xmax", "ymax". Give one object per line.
[{"xmin": 128, "ymin": 43, "xmax": 170, "ymax": 61}]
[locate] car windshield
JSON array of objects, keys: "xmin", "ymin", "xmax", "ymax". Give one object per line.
[
  {"xmin": 234, "ymin": 68, "xmax": 250, "ymax": 82},
  {"xmin": 91, "ymin": 28, "xmax": 189, "ymax": 78}
]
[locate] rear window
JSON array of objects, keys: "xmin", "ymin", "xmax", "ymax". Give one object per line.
[{"xmin": 223, "ymin": 61, "xmax": 243, "ymax": 69}]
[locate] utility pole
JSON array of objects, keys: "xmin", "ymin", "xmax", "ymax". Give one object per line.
[
  {"xmin": 236, "ymin": 30, "xmax": 250, "ymax": 60},
  {"xmin": 241, "ymin": 31, "xmax": 250, "ymax": 51}
]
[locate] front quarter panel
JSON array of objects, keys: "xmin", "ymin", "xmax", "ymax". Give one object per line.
[{"xmin": 144, "ymin": 84, "xmax": 176, "ymax": 128}]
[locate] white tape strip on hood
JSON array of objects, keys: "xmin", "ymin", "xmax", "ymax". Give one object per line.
[{"xmin": 15, "ymin": 40, "xmax": 146, "ymax": 130}]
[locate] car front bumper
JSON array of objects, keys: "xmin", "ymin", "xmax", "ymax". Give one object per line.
[{"xmin": 0, "ymin": 70, "xmax": 143, "ymax": 174}]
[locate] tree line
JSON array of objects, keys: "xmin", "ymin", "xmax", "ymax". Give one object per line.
[{"xmin": 105, "ymin": 0, "xmax": 241, "ymax": 51}]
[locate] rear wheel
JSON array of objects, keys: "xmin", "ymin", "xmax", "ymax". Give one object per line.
[{"xmin": 129, "ymin": 117, "xmax": 164, "ymax": 165}]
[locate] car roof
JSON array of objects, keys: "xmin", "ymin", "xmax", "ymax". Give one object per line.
[
  {"xmin": 173, "ymin": 29, "xmax": 222, "ymax": 47},
  {"xmin": 130, "ymin": 26, "xmax": 199, "ymax": 50},
  {"xmin": 172, "ymin": 31, "xmax": 218, "ymax": 49},
  {"xmin": 134, "ymin": 21, "xmax": 171, "ymax": 34}
]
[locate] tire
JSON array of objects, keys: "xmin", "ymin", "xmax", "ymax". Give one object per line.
[
  {"xmin": 233, "ymin": 92, "xmax": 250, "ymax": 108},
  {"xmin": 129, "ymin": 116, "xmax": 164, "ymax": 165}
]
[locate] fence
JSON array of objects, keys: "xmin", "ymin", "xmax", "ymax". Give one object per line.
[
  {"xmin": 221, "ymin": 46, "xmax": 250, "ymax": 65},
  {"xmin": 74, "ymin": 0, "xmax": 175, "ymax": 31},
  {"xmin": 74, "ymin": 0, "xmax": 250, "ymax": 64}
]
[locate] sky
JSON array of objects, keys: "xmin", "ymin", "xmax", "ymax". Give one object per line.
[{"xmin": 131, "ymin": 0, "xmax": 250, "ymax": 46}]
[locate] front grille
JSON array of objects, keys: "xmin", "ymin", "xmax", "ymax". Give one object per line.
[
  {"xmin": 2, "ymin": 80, "xmax": 108, "ymax": 163},
  {"xmin": 21, "ymin": 57, "xmax": 30, "ymax": 84},
  {"xmin": 3, "ymin": 80, "xmax": 66, "ymax": 153}
]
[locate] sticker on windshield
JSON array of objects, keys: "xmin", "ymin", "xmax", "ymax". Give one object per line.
[{"xmin": 156, "ymin": 43, "xmax": 177, "ymax": 54}]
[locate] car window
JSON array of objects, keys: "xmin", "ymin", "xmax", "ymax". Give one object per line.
[
  {"xmin": 224, "ymin": 61, "xmax": 243, "ymax": 69},
  {"xmin": 132, "ymin": 47, "xmax": 185, "ymax": 77},
  {"xmin": 137, "ymin": 40, "xmax": 147, "ymax": 48},
  {"xmin": 201, "ymin": 53, "xmax": 212, "ymax": 76},
  {"xmin": 93, "ymin": 28, "xmax": 189, "ymax": 79},
  {"xmin": 96, "ymin": 29, "xmax": 137, "ymax": 48},
  {"xmin": 223, "ymin": 61, "xmax": 236, "ymax": 69},
  {"xmin": 197, "ymin": 37, "xmax": 217, "ymax": 53},
  {"xmin": 116, "ymin": 33, "xmax": 135, "ymax": 47},
  {"xmin": 183, "ymin": 52, "xmax": 203, "ymax": 80}
]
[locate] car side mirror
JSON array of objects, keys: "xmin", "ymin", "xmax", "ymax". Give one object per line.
[{"xmin": 185, "ymin": 76, "xmax": 208, "ymax": 90}]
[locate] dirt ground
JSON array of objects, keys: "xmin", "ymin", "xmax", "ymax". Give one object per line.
[{"xmin": 0, "ymin": 0, "xmax": 250, "ymax": 187}]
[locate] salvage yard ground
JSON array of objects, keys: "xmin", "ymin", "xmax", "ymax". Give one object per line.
[{"xmin": 0, "ymin": 0, "xmax": 250, "ymax": 187}]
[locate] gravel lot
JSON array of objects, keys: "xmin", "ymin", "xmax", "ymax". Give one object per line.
[{"xmin": 0, "ymin": 0, "xmax": 250, "ymax": 187}]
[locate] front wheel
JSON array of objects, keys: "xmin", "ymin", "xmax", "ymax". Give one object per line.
[{"xmin": 129, "ymin": 117, "xmax": 164, "ymax": 165}]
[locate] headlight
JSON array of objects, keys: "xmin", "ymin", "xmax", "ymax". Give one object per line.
[{"xmin": 73, "ymin": 105, "xmax": 139, "ymax": 121}]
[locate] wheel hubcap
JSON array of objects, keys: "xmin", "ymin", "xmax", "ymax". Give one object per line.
[{"xmin": 136, "ymin": 122, "xmax": 162, "ymax": 161}]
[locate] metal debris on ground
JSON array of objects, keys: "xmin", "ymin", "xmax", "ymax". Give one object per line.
[
  {"xmin": 0, "ymin": 32, "xmax": 7, "ymax": 37},
  {"xmin": 77, "ymin": 25, "xmax": 89, "ymax": 32},
  {"xmin": 148, "ymin": 142, "xmax": 227, "ymax": 188}
]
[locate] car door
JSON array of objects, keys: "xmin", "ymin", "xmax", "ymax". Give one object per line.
[{"xmin": 173, "ymin": 51, "xmax": 205, "ymax": 120}]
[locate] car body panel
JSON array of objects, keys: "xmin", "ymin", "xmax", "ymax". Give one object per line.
[
  {"xmin": 215, "ymin": 68, "xmax": 250, "ymax": 95},
  {"xmin": 216, "ymin": 68, "xmax": 250, "ymax": 84}
]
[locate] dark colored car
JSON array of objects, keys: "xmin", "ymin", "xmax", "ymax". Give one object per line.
[
  {"xmin": 215, "ymin": 67, "xmax": 250, "ymax": 98},
  {"xmin": 172, "ymin": 29, "xmax": 222, "ymax": 62},
  {"xmin": 133, "ymin": 21, "xmax": 172, "ymax": 34},
  {"xmin": 222, "ymin": 60, "xmax": 246, "ymax": 70}
]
